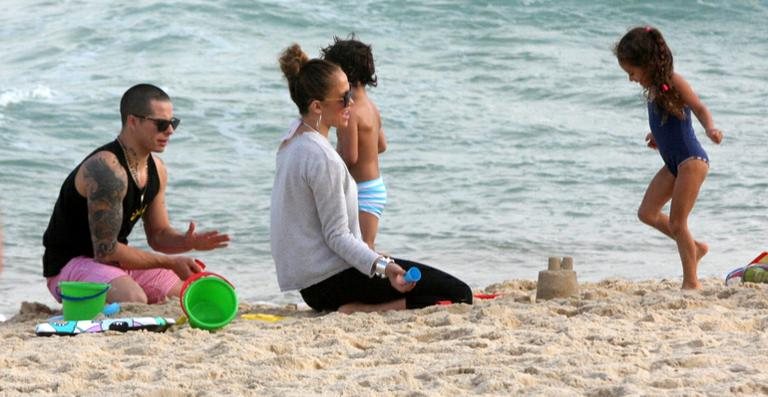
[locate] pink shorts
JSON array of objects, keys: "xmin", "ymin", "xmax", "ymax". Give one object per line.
[{"xmin": 46, "ymin": 256, "xmax": 181, "ymax": 304}]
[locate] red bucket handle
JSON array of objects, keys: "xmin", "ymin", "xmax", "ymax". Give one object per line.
[
  {"xmin": 179, "ymin": 259, "xmax": 207, "ymax": 300},
  {"xmin": 179, "ymin": 260, "xmax": 235, "ymax": 318}
]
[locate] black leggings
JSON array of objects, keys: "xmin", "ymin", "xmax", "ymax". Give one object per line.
[{"xmin": 299, "ymin": 258, "xmax": 473, "ymax": 312}]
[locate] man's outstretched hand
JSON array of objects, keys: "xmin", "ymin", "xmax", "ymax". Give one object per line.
[{"xmin": 184, "ymin": 222, "xmax": 230, "ymax": 251}]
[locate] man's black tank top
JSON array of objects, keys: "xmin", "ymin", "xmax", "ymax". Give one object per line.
[{"xmin": 42, "ymin": 139, "xmax": 160, "ymax": 277}]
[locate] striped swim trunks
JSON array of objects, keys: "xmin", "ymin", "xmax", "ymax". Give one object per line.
[{"xmin": 357, "ymin": 176, "xmax": 387, "ymax": 218}]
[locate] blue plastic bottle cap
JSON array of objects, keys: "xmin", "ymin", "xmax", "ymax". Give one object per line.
[
  {"xmin": 102, "ymin": 302, "xmax": 121, "ymax": 316},
  {"xmin": 404, "ymin": 267, "xmax": 421, "ymax": 283}
]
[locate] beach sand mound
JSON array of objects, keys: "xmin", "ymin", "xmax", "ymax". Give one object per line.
[{"xmin": 2, "ymin": 277, "xmax": 768, "ymax": 396}]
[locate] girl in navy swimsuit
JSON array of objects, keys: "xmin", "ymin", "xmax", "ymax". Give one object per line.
[{"xmin": 614, "ymin": 26, "xmax": 723, "ymax": 290}]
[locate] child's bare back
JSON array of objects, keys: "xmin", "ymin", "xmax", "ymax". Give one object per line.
[
  {"xmin": 338, "ymin": 87, "xmax": 386, "ymax": 182},
  {"xmin": 322, "ymin": 35, "xmax": 388, "ymax": 249}
]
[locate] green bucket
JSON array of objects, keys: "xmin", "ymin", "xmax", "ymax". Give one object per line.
[
  {"xmin": 180, "ymin": 272, "xmax": 237, "ymax": 330},
  {"xmin": 59, "ymin": 281, "xmax": 110, "ymax": 320}
]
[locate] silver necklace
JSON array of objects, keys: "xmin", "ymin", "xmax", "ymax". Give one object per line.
[{"xmin": 302, "ymin": 120, "xmax": 319, "ymax": 133}]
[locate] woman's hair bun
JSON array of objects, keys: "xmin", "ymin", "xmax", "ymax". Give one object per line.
[{"xmin": 279, "ymin": 44, "xmax": 310, "ymax": 81}]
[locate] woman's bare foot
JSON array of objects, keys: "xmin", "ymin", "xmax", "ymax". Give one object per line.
[
  {"xmin": 338, "ymin": 299, "xmax": 406, "ymax": 314},
  {"xmin": 338, "ymin": 302, "xmax": 370, "ymax": 314}
]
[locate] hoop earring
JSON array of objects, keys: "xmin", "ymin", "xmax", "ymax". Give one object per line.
[{"xmin": 316, "ymin": 113, "xmax": 322, "ymax": 129}]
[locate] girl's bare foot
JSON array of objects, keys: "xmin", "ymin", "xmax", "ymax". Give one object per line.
[
  {"xmin": 680, "ymin": 242, "xmax": 708, "ymax": 290},
  {"xmin": 682, "ymin": 280, "xmax": 702, "ymax": 290},
  {"xmin": 695, "ymin": 241, "xmax": 709, "ymax": 263}
]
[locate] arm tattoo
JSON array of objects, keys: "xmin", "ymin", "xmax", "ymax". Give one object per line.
[{"xmin": 84, "ymin": 156, "xmax": 126, "ymax": 260}]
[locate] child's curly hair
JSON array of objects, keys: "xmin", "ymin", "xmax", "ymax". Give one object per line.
[
  {"xmin": 321, "ymin": 33, "xmax": 378, "ymax": 88},
  {"xmin": 614, "ymin": 26, "xmax": 685, "ymax": 120}
]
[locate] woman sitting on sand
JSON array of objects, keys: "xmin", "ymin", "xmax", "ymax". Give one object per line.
[{"xmin": 270, "ymin": 43, "xmax": 472, "ymax": 313}]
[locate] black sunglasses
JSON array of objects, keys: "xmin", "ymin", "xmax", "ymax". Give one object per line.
[
  {"xmin": 323, "ymin": 90, "xmax": 353, "ymax": 108},
  {"xmin": 341, "ymin": 90, "xmax": 353, "ymax": 108},
  {"xmin": 133, "ymin": 114, "xmax": 180, "ymax": 132}
]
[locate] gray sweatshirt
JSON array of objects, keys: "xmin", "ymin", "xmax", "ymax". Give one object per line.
[{"xmin": 270, "ymin": 127, "xmax": 379, "ymax": 291}]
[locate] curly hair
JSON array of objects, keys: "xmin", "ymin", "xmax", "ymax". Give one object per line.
[
  {"xmin": 279, "ymin": 43, "xmax": 341, "ymax": 115},
  {"xmin": 320, "ymin": 34, "xmax": 377, "ymax": 88},
  {"xmin": 614, "ymin": 26, "xmax": 685, "ymax": 120}
]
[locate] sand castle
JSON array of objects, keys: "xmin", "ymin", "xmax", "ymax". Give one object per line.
[{"xmin": 536, "ymin": 256, "xmax": 579, "ymax": 301}]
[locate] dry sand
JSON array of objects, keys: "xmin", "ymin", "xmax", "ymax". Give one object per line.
[{"xmin": 2, "ymin": 277, "xmax": 768, "ymax": 396}]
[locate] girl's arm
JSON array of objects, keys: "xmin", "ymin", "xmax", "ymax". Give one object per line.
[{"xmin": 672, "ymin": 73, "xmax": 723, "ymax": 143}]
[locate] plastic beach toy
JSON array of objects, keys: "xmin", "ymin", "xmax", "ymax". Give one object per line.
[
  {"xmin": 102, "ymin": 302, "xmax": 121, "ymax": 316},
  {"xmin": 59, "ymin": 281, "xmax": 110, "ymax": 321},
  {"xmin": 744, "ymin": 265, "xmax": 768, "ymax": 283},
  {"xmin": 36, "ymin": 317, "xmax": 175, "ymax": 336},
  {"xmin": 473, "ymin": 293, "xmax": 500, "ymax": 300},
  {"xmin": 725, "ymin": 251, "xmax": 768, "ymax": 285},
  {"xmin": 241, "ymin": 313, "xmax": 284, "ymax": 323},
  {"xmin": 404, "ymin": 267, "xmax": 421, "ymax": 283},
  {"xmin": 179, "ymin": 261, "xmax": 238, "ymax": 330}
]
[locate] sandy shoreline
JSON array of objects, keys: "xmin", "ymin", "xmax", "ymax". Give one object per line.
[{"xmin": 2, "ymin": 277, "xmax": 768, "ymax": 396}]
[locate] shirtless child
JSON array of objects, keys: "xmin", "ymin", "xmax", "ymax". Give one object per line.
[{"xmin": 322, "ymin": 36, "xmax": 387, "ymax": 250}]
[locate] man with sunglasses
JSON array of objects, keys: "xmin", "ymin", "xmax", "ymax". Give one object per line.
[{"xmin": 42, "ymin": 83, "xmax": 230, "ymax": 305}]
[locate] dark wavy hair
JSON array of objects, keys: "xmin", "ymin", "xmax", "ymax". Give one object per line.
[
  {"xmin": 320, "ymin": 34, "xmax": 377, "ymax": 88},
  {"xmin": 120, "ymin": 84, "xmax": 171, "ymax": 126},
  {"xmin": 614, "ymin": 26, "xmax": 685, "ymax": 120},
  {"xmin": 279, "ymin": 43, "xmax": 341, "ymax": 115}
]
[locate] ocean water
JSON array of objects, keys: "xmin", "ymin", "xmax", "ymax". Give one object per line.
[{"xmin": 1, "ymin": 0, "xmax": 766, "ymax": 318}]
